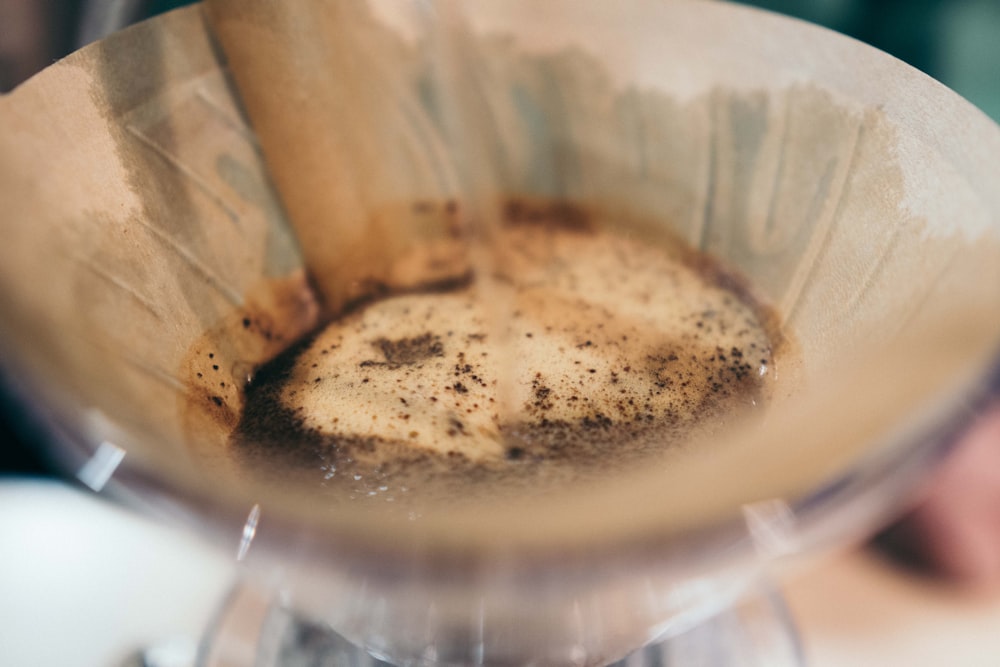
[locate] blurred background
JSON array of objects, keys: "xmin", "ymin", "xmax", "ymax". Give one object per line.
[{"xmin": 2, "ymin": 0, "xmax": 998, "ymax": 473}]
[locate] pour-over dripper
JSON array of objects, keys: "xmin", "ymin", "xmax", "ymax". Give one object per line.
[{"xmin": 1, "ymin": 2, "xmax": 999, "ymax": 666}]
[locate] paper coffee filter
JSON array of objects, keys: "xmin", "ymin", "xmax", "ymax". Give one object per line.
[
  {"xmin": 0, "ymin": 9, "xmax": 319, "ymax": 490},
  {"xmin": 0, "ymin": 0, "xmax": 999, "ymax": 560}
]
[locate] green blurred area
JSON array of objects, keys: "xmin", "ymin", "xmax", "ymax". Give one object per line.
[{"xmin": 740, "ymin": 0, "xmax": 1000, "ymax": 122}]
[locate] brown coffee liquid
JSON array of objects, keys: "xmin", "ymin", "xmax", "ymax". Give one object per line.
[{"xmin": 232, "ymin": 214, "xmax": 782, "ymax": 503}]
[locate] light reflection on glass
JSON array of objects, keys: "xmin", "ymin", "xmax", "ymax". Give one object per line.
[
  {"xmin": 236, "ymin": 503, "xmax": 261, "ymax": 561},
  {"xmin": 742, "ymin": 499, "xmax": 800, "ymax": 559},
  {"xmin": 76, "ymin": 440, "xmax": 125, "ymax": 492}
]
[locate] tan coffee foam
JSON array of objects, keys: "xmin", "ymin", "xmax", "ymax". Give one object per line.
[{"xmin": 232, "ymin": 222, "xmax": 778, "ymax": 498}]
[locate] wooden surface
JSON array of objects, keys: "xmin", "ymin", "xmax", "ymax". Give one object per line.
[{"xmin": 786, "ymin": 549, "xmax": 1000, "ymax": 666}]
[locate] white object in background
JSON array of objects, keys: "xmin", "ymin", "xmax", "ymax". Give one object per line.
[{"xmin": 0, "ymin": 480, "xmax": 236, "ymax": 667}]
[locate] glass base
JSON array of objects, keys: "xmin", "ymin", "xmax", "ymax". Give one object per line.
[
  {"xmin": 622, "ymin": 584, "xmax": 804, "ymax": 667},
  {"xmin": 196, "ymin": 582, "xmax": 803, "ymax": 667}
]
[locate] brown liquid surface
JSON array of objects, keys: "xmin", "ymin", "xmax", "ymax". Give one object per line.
[{"xmin": 230, "ymin": 215, "xmax": 783, "ymax": 504}]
